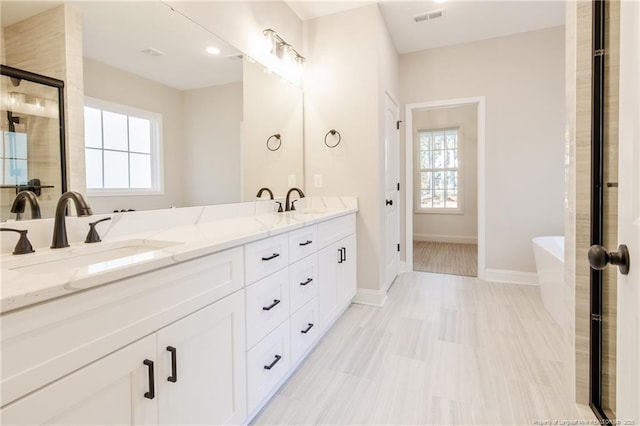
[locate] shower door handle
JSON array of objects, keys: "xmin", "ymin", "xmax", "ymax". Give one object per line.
[{"xmin": 588, "ymin": 244, "xmax": 630, "ymax": 275}]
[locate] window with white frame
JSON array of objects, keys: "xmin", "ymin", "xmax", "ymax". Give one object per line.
[
  {"xmin": 416, "ymin": 127, "xmax": 462, "ymax": 212},
  {"xmin": 83, "ymin": 98, "xmax": 162, "ymax": 195}
]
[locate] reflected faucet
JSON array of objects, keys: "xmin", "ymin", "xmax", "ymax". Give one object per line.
[
  {"xmin": 256, "ymin": 187, "xmax": 274, "ymax": 200},
  {"xmin": 10, "ymin": 191, "xmax": 41, "ymax": 220},
  {"xmin": 51, "ymin": 192, "xmax": 93, "ymax": 249},
  {"xmin": 285, "ymin": 188, "xmax": 305, "ymax": 212}
]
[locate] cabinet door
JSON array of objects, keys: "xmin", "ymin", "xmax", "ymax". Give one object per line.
[
  {"xmin": 156, "ymin": 291, "xmax": 246, "ymax": 425},
  {"xmin": 318, "ymin": 243, "xmax": 339, "ymax": 331},
  {"xmin": 337, "ymin": 234, "xmax": 357, "ymax": 309},
  {"xmin": 0, "ymin": 335, "xmax": 158, "ymax": 425}
]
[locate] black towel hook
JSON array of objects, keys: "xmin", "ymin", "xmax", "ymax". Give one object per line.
[
  {"xmin": 324, "ymin": 129, "xmax": 341, "ymax": 148},
  {"xmin": 267, "ymin": 134, "xmax": 282, "ymax": 151}
]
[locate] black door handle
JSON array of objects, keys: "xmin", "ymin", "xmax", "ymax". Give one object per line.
[
  {"xmin": 167, "ymin": 346, "xmax": 177, "ymax": 383},
  {"xmin": 143, "ymin": 359, "xmax": 155, "ymax": 399},
  {"xmin": 300, "ymin": 278, "xmax": 313, "ymax": 286},
  {"xmin": 588, "ymin": 244, "xmax": 630, "ymax": 275},
  {"xmin": 261, "ymin": 253, "xmax": 280, "ymax": 261},
  {"xmin": 301, "ymin": 323, "xmax": 314, "ymax": 334},
  {"xmin": 263, "ymin": 354, "xmax": 282, "ymax": 370},
  {"xmin": 262, "ymin": 299, "xmax": 281, "ymax": 311},
  {"xmin": 299, "ymin": 240, "xmax": 313, "ymax": 246},
  {"xmin": 386, "ymin": 199, "xmax": 393, "ymax": 206}
]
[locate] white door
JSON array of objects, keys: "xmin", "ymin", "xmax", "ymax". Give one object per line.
[
  {"xmin": 0, "ymin": 335, "xmax": 158, "ymax": 425},
  {"xmin": 384, "ymin": 92, "xmax": 400, "ymax": 288},
  {"xmin": 617, "ymin": 0, "xmax": 640, "ymax": 420},
  {"xmin": 157, "ymin": 292, "xmax": 246, "ymax": 425}
]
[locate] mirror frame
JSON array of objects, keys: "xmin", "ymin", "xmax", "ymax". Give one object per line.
[{"xmin": 0, "ymin": 64, "xmax": 67, "ymax": 195}]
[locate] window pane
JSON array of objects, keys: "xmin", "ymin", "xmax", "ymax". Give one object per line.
[
  {"xmin": 420, "ymin": 190, "xmax": 432, "ymax": 208},
  {"xmin": 84, "ymin": 107, "xmax": 102, "ymax": 148},
  {"xmin": 104, "ymin": 150, "xmax": 129, "ymax": 188},
  {"xmin": 433, "ymin": 171, "xmax": 444, "ymax": 189},
  {"xmin": 433, "ymin": 131, "xmax": 444, "ymax": 149},
  {"xmin": 446, "ymin": 130, "xmax": 457, "ymax": 149},
  {"xmin": 103, "ymin": 111, "xmax": 128, "ymax": 151},
  {"xmin": 420, "ymin": 151, "xmax": 431, "ymax": 169},
  {"xmin": 433, "ymin": 149, "xmax": 444, "ymax": 168},
  {"xmin": 445, "ymin": 189, "xmax": 458, "ymax": 208},
  {"xmin": 445, "ymin": 149, "xmax": 458, "ymax": 168},
  {"xmin": 4, "ymin": 158, "xmax": 28, "ymax": 184},
  {"xmin": 433, "ymin": 189, "xmax": 444, "ymax": 208},
  {"xmin": 4, "ymin": 132, "xmax": 28, "ymax": 159},
  {"xmin": 85, "ymin": 148, "xmax": 103, "ymax": 189},
  {"xmin": 129, "ymin": 117, "xmax": 151, "ymax": 153},
  {"xmin": 419, "ymin": 133, "xmax": 432, "ymax": 151},
  {"xmin": 446, "ymin": 171, "xmax": 457, "ymax": 190},
  {"xmin": 130, "ymin": 153, "xmax": 151, "ymax": 188},
  {"xmin": 420, "ymin": 171, "xmax": 432, "ymax": 190}
]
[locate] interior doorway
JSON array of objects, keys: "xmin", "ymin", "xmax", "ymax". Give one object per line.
[{"xmin": 405, "ymin": 97, "xmax": 486, "ymax": 278}]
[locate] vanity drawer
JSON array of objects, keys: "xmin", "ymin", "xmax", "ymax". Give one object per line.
[
  {"xmin": 317, "ymin": 214, "xmax": 355, "ymax": 248},
  {"xmin": 289, "ymin": 254, "xmax": 318, "ymax": 313},
  {"xmin": 245, "ymin": 268, "xmax": 289, "ymax": 348},
  {"xmin": 247, "ymin": 320, "xmax": 291, "ymax": 413},
  {"xmin": 288, "ymin": 225, "xmax": 318, "ymax": 263},
  {"xmin": 290, "ymin": 298, "xmax": 319, "ymax": 365},
  {"xmin": 244, "ymin": 234, "xmax": 289, "ymax": 284}
]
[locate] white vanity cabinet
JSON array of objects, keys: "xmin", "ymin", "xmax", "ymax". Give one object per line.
[{"xmin": 318, "ymin": 216, "xmax": 357, "ymax": 332}]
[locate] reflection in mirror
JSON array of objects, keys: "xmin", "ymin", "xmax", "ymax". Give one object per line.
[
  {"xmin": 1, "ymin": 1, "xmax": 305, "ymax": 218},
  {"xmin": 242, "ymin": 57, "xmax": 304, "ymax": 200},
  {"xmin": 0, "ymin": 67, "xmax": 65, "ymax": 221}
]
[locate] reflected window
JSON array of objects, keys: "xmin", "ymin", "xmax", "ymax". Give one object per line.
[
  {"xmin": 416, "ymin": 127, "xmax": 462, "ymax": 212},
  {"xmin": 83, "ymin": 97, "xmax": 162, "ymax": 195},
  {"xmin": 1, "ymin": 131, "xmax": 29, "ymax": 185}
]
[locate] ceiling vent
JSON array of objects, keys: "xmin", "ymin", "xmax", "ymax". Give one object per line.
[
  {"xmin": 140, "ymin": 47, "xmax": 165, "ymax": 57},
  {"xmin": 413, "ymin": 8, "xmax": 446, "ymax": 23}
]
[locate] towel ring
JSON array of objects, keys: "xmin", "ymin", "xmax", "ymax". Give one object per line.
[
  {"xmin": 324, "ymin": 129, "xmax": 341, "ymax": 148},
  {"xmin": 267, "ymin": 134, "xmax": 281, "ymax": 151}
]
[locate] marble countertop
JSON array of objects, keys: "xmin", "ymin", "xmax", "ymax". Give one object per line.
[{"xmin": 1, "ymin": 201, "xmax": 357, "ymax": 314}]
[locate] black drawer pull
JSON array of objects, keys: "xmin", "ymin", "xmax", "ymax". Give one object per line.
[
  {"xmin": 262, "ymin": 299, "xmax": 281, "ymax": 311},
  {"xmin": 261, "ymin": 253, "xmax": 280, "ymax": 261},
  {"xmin": 143, "ymin": 359, "xmax": 155, "ymax": 399},
  {"xmin": 263, "ymin": 354, "xmax": 282, "ymax": 370},
  {"xmin": 299, "ymin": 240, "xmax": 313, "ymax": 246},
  {"xmin": 301, "ymin": 323, "xmax": 314, "ymax": 334},
  {"xmin": 338, "ymin": 247, "xmax": 345, "ymax": 263},
  {"xmin": 167, "ymin": 346, "xmax": 177, "ymax": 383},
  {"xmin": 300, "ymin": 278, "xmax": 313, "ymax": 286},
  {"xmin": 343, "ymin": 247, "xmax": 347, "ymax": 262}
]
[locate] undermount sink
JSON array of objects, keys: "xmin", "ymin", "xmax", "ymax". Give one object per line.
[
  {"xmin": 290, "ymin": 208, "xmax": 335, "ymax": 214},
  {"xmin": 3, "ymin": 239, "xmax": 181, "ymax": 274}
]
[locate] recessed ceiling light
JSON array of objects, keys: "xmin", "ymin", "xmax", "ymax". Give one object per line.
[{"xmin": 206, "ymin": 46, "xmax": 220, "ymax": 55}]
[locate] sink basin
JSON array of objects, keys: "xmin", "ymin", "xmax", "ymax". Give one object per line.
[
  {"xmin": 290, "ymin": 208, "xmax": 335, "ymax": 215},
  {"xmin": 3, "ymin": 239, "xmax": 181, "ymax": 274}
]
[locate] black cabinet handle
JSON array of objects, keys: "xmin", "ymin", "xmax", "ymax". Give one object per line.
[
  {"xmin": 343, "ymin": 247, "xmax": 347, "ymax": 262},
  {"xmin": 167, "ymin": 346, "xmax": 177, "ymax": 383},
  {"xmin": 261, "ymin": 253, "xmax": 280, "ymax": 261},
  {"xmin": 262, "ymin": 299, "xmax": 281, "ymax": 311},
  {"xmin": 300, "ymin": 278, "xmax": 313, "ymax": 286},
  {"xmin": 263, "ymin": 354, "xmax": 282, "ymax": 370},
  {"xmin": 143, "ymin": 359, "xmax": 155, "ymax": 399},
  {"xmin": 299, "ymin": 240, "xmax": 313, "ymax": 246},
  {"xmin": 301, "ymin": 323, "xmax": 314, "ymax": 334},
  {"xmin": 338, "ymin": 247, "xmax": 344, "ymax": 264}
]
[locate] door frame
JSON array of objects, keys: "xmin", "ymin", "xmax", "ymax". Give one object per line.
[
  {"xmin": 383, "ymin": 91, "xmax": 401, "ymax": 290},
  {"xmin": 404, "ymin": 96, "xmax": 486, "ymax": 276}
]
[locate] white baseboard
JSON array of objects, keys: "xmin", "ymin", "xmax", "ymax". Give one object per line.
[
  {"xmin": 483, "ymin": 268, "xmax": 539, "ymax": 285},
  {"xmin": 413, "ymin": 234, "xmax": 478, "ymax": 244},
  {"xmin": 352, "ymin": 288, "xmax": 387, "ymax": 307}
]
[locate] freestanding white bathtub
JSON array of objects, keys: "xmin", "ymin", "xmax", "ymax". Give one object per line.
[{"xmin": 532, "ymin": 236, "xmax": 565, "ymax": 334}]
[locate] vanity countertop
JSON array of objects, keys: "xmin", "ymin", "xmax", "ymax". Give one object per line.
[{"xmin": 0, "ymin": 204, "xmax": 357, "ymax": 314}]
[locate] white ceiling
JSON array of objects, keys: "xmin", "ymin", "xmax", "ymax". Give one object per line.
[{"xmin": 286, "ymin": 0, "xmax": 565, "ymax": 54}]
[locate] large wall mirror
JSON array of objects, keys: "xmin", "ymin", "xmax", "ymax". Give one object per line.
[{"xmin": 0, "ymin": 1, "xmax": 304, "ymax": 219}]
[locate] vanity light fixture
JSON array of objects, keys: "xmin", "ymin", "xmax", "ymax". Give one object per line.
[
  {"xmin": 262, "ymin": 28, "xmax": 305, "ymax": 81},
  {"xmin": 206, "ymin": 46, "xmax": 220, "ymax": 55}
]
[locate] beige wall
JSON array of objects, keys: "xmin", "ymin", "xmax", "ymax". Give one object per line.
[
  {"xmin": 400, "ymin": 26, "xmax": 566, "ymax": 274},
  {"xmin": 242, "ymin": 58, "xmax": 303, "ymax": 199},
  {"xmin": 412, "ymin": 105, "xmax": 478, "ymax": 243},
  {"xmin": 303, "ymin": 4, "xmax": 399, "ymax": 295},
  {"xmin": 83, "ymin": 58, "xmax": 185, "ymax": 213},
  {"xmin": 183, "ymin": 82, "xmax": 243, "ymax": 206}
]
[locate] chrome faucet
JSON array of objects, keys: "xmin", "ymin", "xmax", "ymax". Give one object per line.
[
  {"xmin": 285, "ymin": 188, "xmax": 305, "ymax": 211},
  {"xmin": 51, "ymin": 192, "xmax": 93, "ymax": 249},
  {"xmin": 10, "ymin": 190, "xmax": 41, "ymax": 220},
  {"xmin": 256, "ymin": 187, "xmax": 274, "ymax": 200}
]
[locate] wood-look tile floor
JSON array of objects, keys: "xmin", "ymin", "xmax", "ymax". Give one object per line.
[
  {"xmin": 252, "ymin": 272, "xmax": 584, "ymax": 425},
  {"xmin": 413, "ymin": 241, "xmax": 478, "ymax": 277}
]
